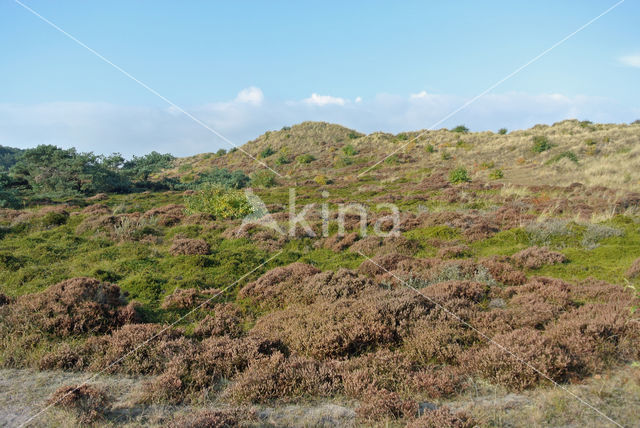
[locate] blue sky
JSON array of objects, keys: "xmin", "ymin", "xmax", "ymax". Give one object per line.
[{"xmin": 1, "ymin": 0, "xmax": 639, "ymax": 156}]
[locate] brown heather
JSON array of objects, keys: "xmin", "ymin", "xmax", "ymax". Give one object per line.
[
  {"xmin": 47, "ymin": 384, "xmax": 111, "ymax": 424},
  {"xmin": 512, "ymin": 246, "xmax": 567, "ymax": 269},
  {"xmin": 169, "ymin": 238, "xmax": 210, "ymax": 255},
  {"xmin": 0, "ymin": 277, "xmax": 135, "ymax": 337},
  {"xmin": 406, "ymin": 407, "xmax": 476, "ymax": 428}
]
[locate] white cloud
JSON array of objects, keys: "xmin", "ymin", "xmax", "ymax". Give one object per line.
[
  {"xmin": 303, "ymin": 93, "xmax": 347, "ymax": 106},
  {"xmin": 410, "ymin": 90, "xmax": 429, "ymax": 99},
  {"xmin": 235, "ymin": 86, "xmax": 264, "ymax": 105},
  {"xmin": 355, "ymin": 96, "xmax": 362, "ymax": 103},
  {"xmin": 619, "ymin": 54, "xmax": 640, "ymax": 68},
  {"xmin": 0, "ymin": 90, "xmax": 637, "ymax": 157}
]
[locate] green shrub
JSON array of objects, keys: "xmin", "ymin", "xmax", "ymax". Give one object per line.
[
  {"xmin": 347, "ymin": 132, "xmax": 360, "ymax": 140},
  {"xmin": 425, "ymin": 144, "xmax": 435, "ymax": 153},
  {"xmin": 275, "ymin": 154, "xmax": 290, "ymax": 165},
  {"xmin": 498, "ymin": 128, "xmax": 508, "ymax": 135},
  {"xmin": 313, "ymin": 175, "xmax": 330, "ymax": 185},
  {"xmin": 489, "ymin": 169, "xmax": 504, "ymax": 180},
  {"xmin": 548, "ymin": 151, "xmax": 578, "ymax": 164},
  {"xmin": 185, "ymin": 185, "xmax": 253, "ymax": 219},
  {"xmin": 396, "ymin": 133, "xmax": 408, "ymax": 141},
  {"xmin": 297, "ymin": 154, "xmax": 315, "ymax": 164},
  {"xmin": 342, "ymin": 144, "xmax": 358, "ymax": 156},
  {"xmin": 216, "ymin": 148, "xmax": 227, "ymax": 156},
  {"xmin": 192, "ymin": 168, "xmax": 250, "ymax": 189},
  {"xmin": 260, "ymin": 146, "xmax": 275, "ymax": 158},
  {"xmin": 449, "ymin": 166, "xmax": 471, "ymax": 184},
  {"xmin": 531, "ymin": 136, "xmax": 553, "ymax": 153},
  {"xmin": 250, "ymin": 170, "xmax": 277, "ymax": 188},
  {"xmin": 441, "ymin": 151, "xmax": 452, "ymax": 161},
  {"xmin": 281, "ymin": 126, "xmax": 291, "ymax": 131},
  {"xmin": 451, "ymin": 125, "xmax": 469, "ymax": 133}
]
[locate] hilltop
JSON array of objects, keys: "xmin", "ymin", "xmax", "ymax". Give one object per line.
[{"xmin": 164, "ymin": 119, "xmax": 640, "ymax": 190}]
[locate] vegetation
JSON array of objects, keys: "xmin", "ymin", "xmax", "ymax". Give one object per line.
[
  {"xmin": 184, "ymin": 185, "xmax": 253, "ymax": 219},
  {"xmin": 449, "ymin": 166, "xmax": 471, "ymax": 183},
  {"xmin": 532, "ymin": 135, "xmax": 553, "ymax": 153},
  {"xmin": 250, "ymin": 170, "xmax": 277, "ymax": 188},
  {"xmin": 451, "ymin": 125, "xmax": 469, "ymax": 133},
  {"xmin": 297, "ymin": 154, "xmax": 315, "ymax": 164},
  {"xmin": 2, "ymin": 120, "xmax": 640, "ymax": 427},
  {"xmin": 342, "ymin": 144, "xmax": 358, "ymax": 156},
  {"xmin": 489, "ymin": 168, "xmax": 504, "ymax": 179},
  {"xmin": 259, "ymin": 146, "xmax": 275, "ymax": 158}
]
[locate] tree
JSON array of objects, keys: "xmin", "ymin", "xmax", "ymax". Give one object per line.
[{"xmin": 122, "ymin": 151, "xmax": 175, "ymax": 181}]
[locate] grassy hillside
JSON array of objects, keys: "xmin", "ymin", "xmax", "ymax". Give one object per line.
[
  {"xmin": 165, "ymin": 119, "xmax": 640, "ymax": 190},
  {"xmin": 1, "ymin": 120, "xmax": 639, "ymax": 427}
]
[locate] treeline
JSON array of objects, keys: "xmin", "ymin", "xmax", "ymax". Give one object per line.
[{"xmin": 0, "ymin": 144, "xmax": 176, "ymax": 208}]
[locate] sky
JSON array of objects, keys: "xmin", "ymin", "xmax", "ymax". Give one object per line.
[{"xmin": 0, "ymin": 0, "xmax": 639, "ymax": 157}]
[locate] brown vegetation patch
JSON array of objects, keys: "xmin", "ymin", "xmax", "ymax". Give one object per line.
[
  {"xmin": 349, "ymin": 234, "xmax": 418, "ymax": 256},
  {"xmin": 194, "ymin": 303, "xmax": 244, "ymax": 338},
  {"xmin": 355, "ymin": 387, "xmax": 418, "ymax": 421},
  {"xmin": 225, "ymin": 352, "xmax": 339, "ymax": 403},
  {"xmin": 512, "ymin": 246, "xmax": 567, "ymax": 269},
  {"xmin": 406, "ymin": 407, "xmax": 476, "ymax": 428},
  {"xmin": 238, "ymin": 262, "xmax": 320, "ymax": 307},
  {"xmin": 169, "ymin": 238, "xmax": 210, "ymax": 256},
  {"xmin": 626, "ymin": 257, "xmax": 640, "ymax": 278},
  {"xmin": 143, "ymin": 204, "xmax": 185, "ymax": 226},
  {"xmin": 167, "ymin": 407, "xmax": 255, "ymax": 428},
  {"xmin": 321, "ymin": 231, "xmax": 360, "ymax": 252},
  {"xmin": 437, "ymin": 244, "xmax": 472, "ymax": 259},
  {"xmin": 47, "ymin": 384, "xmax": 111, "ymax": 424},
  {"xmin": 81, "ymin": 203, "xmax": 111, "ymax": 216},
  {"xmin": 1, "ymin": 277, "xmax": 135, "ymax": 337}
]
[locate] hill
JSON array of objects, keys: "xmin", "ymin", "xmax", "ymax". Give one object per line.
[
  {"xmin": 165, "ymin": 119, "xmax": 640, "ymax": 190},
  {"xmin": 1, "ymin": 120, "xmax": 639, "ymax": 427}
]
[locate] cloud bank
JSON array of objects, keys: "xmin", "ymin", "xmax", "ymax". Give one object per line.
[{"xmin": 1, "ymin": 88, "xmax": 638, "ymax": 157}]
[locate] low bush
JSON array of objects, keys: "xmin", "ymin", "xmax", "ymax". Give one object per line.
[
  {"xmin": 489, "ymin": 168, "xmax": 504, "ymax": 180},
  {"xmin": 275, "ymin": 154, "xmax": 290, "ymax": 165},
  {"xmin": 260, "ymin": 146, "xmax": 275, "ymax": 158},
  {"xmin": 511, "ymin": 246, "xmax": 566, "ymax": 269},
  {"xmin": 226, "ymin": 352, "xmax": 339, "ymax": 403},
  {"xmin": 531, "ymin": 136, "xmax": 553, "ymax": 153},
  {"xmin": 355, "ymin": 387, "xmax": 417, "ymax": 421},
  {"xmin": 1, "ymin": 277, "xmax": 136, "ymax": 337},
  {"xmin": 184, "ymin": 185, "xmax": 253, "ymax": 220},
  {"xmin": 169, "ymin": 238, "xmax": 210, "ymax": 256},
  {"xmin": 47, "ymin": 384, "xmax": 111, "ymax": 424},
  {"xmin": 297, "ymin": 154, "xmax": 315, "ymax": 164},
  {"xmin": 192, "ymin": 168, "xmax": 250, "ymax": 189},
  {"xmin": 548, "ymin": 151, "xmax": 578, "ymax": 164},
  {"xmin": 342, "ymin": 144, "xmax": 358, "ymax": 156},
  {"xmin": 250, "ymin": 170, "xmax": 277, "ymax": 188},
  {"xmin": 449, "ymin": 167, "xmax": 470, "ymax": 184},
  {"xmin": 451, "ymin": 125, "xmax": 469, "ymax": 133},
  {"xmin": 498, "ymin": 128, "xmax": 508, "ymax": 135}
]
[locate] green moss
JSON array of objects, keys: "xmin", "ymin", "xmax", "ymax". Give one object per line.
[
  {"xmin": 472, "ymin": 228, "xmax": 529, "ymax": 257},
  {"xmin": 405, "ymin": 225, "xmax": 461, "ymax": 242}
]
